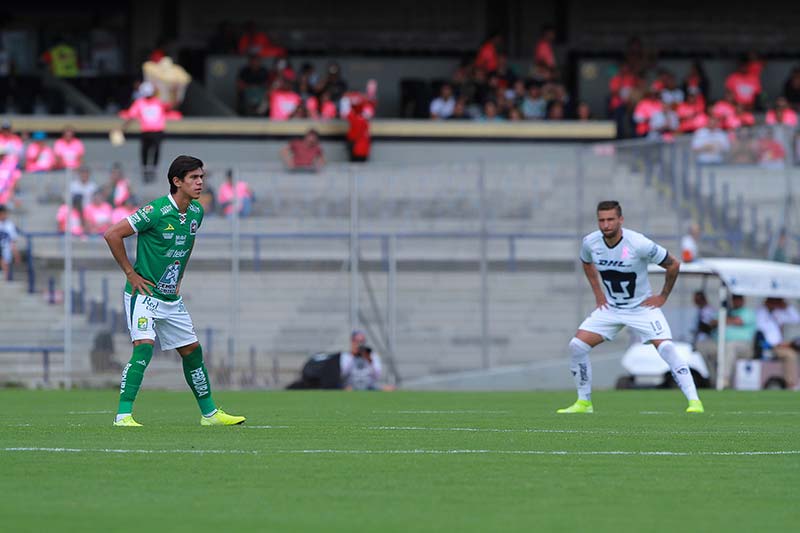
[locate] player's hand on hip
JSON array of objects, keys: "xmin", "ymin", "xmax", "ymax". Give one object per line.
[
  {"xmin": 595, "ymin": 296, "xmax": 609, "ymax": 310},
  {"xmin": 642, "ymin": 294, "xmax": 667, "ymax": 308},
  {"xmin": 127, "ymin": 272, "xmax": 155, "ymax": 296}
]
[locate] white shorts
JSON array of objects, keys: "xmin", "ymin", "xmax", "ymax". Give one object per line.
[
  {"xmin": 578, "ymin": 305, "xmax": 672, "ymax": 343},
  {"xmin": 124, "ymin": 292, "xmax": 198, "ymax": 350}
]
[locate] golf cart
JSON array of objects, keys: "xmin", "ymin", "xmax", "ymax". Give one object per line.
[{"xmin": 616, "ymin": 258, "xmax": 800, "ymax": 390}]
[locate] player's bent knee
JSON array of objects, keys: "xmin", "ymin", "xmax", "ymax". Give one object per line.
[
  {"xmin": 177, "ymin": 341, "xmax": 201, "ymax": 356},
  {"xmin": 575, "ymin": 330, "xmax": 603, "ymax": 347},
  {"xmin": 133, "ymin": 339, "xmax": 155, "ymax": 347}
]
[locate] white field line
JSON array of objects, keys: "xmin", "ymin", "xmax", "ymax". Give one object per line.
[
  {"xmin": 368, "ymin": 426, "xmax": 761, "ymax": 435},
  {"xmin": 242, "ymin": 425, "xmax": 292, "ymax": 429},
  {"xmin": 67, "ymin": 411, "xmax": 114, "ymax": 415},
  {"xmin": 379, "ymin": 410, "xmax": 511, "ymax": 414},
  {"xmin": 2, "ymin": 447, "xmax": 799, "ymax": 457}
]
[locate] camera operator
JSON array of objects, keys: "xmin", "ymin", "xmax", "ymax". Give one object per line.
[{"xmin": 340, "ymin": 330, "xmax": 383, "ymax": 390}]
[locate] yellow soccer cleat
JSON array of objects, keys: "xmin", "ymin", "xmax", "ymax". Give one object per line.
[
  {"xmin": 556, "ymin": 399, "xmax": 594, "ymax": 414},
  {"xmin": 686, "ymin": 400, "xmax": 705, "ymax": 413},
  {"xmin": 200, "ymin": 409, "xmax": 246, "ymax": 426},
  {"xmin": 113, "ymin": 415, "xmax": 143, "ymax": 427}
]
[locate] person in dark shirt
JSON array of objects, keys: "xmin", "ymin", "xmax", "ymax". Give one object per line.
[{"xmin": 236, "ymin": 53, "xmax": 270, "ymax": 116}]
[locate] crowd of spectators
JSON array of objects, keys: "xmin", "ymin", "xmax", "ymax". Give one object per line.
[
  {"xmin": 609, "ymin": 39, "xmax": 800, "ymax": 143},
  {"xmin": 428, "ymin": 28, "xmax": 580, "ymax": 122}
]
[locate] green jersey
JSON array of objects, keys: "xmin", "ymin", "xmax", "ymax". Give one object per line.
[{"xmin": 125, "ymin": 194, "xmax": 203, "ymax": 301}]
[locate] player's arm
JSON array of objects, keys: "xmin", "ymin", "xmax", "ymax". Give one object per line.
[
  {"xmin": 103, "ymin": 219, "xmax": 154, "ymax": 295},
  {"xmin": 643, "ymin": 253, "xmax": 680, "ymax": 308},
  {"xmin": 582, "ymin": 261, "xmax": 608, "ymax": 309}
]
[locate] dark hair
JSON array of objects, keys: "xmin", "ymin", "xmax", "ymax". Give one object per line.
[
  {"xmin": 167, "ymin": 155, "xmax": 204, "ymax": 194},
  {"xmin": 597, "ymin": 200, "xmax": 622, "ymax": 216},
  {"xmin": 0, "ymin": 204, "xmax": 6, "ymax": 213}
]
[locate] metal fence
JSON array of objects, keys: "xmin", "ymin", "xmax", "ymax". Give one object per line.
[{"xmin": 1, "ymin": 130, "xmax": 795, "ymax": 389}]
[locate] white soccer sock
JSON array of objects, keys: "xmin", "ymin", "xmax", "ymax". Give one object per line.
[
  {"xmin": 568, "ymin": 338, "xmax": 593, "ymax": 401},
  {"xmin": 656, "ymin": 341, "xmax": 699, "ymax": 401}
]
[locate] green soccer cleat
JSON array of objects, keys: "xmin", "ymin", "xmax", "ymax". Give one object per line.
[
  {"xmin": 200, "ymin": 409, "xmax": 246, "ymax": 426},
  {"xmin": 686, "ymin": 400, "xmax": 705, "ymax": 413},
  {"xmin": 556, "ymin": 399, "xmax": 594, "ymax": 414},
  {"xmin": 113, "ymin": 415, "xmax": 143, "ymax": 427}
]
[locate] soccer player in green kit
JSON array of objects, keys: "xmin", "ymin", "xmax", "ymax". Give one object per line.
[{"xmin": 104, "ymin": 155, "xmax": 245, "ymax": 426}]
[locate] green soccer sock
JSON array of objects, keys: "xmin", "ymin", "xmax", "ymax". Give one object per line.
[
  {"xmin": 118, "ymin": 343, "xmax": 154, "ymax": 415},
  {"xmin": 182, "ymin": 345, "xmax": 217, "ymax": 416}
]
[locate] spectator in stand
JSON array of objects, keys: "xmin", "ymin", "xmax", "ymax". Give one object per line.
[
  {"xmin": 53, "ymin": 126, "xmax": 85, "ymax": 170},
  {"xmin": 315, "ymin": 62, "xmax": 348, "ymax": 105},
  {"xmin": 111, "ymin": 197, "xmax": 138, "ymax": 225},
  {"xmin": 711, "ymin": 90, "xmax": 738, "ymax": 130},
  {"xmin": 756, "ymin": 298, "xmax": 800, "ymax": 390},
  {"xmin": 480, "ymin": 100, "xmax": 503, "ymax": 121},
  {"xmin": 57, "ymin": 195, "xmax": 86, "ymax": 236},
  {"xmin": 658, "ymin": 71, "xmax": 684, "ymax": 106},
  {"xmin": 207, "ymin": 21, "xmax": 239, "ymax": 55},
  {"xmin": 448, "ymin": 98, "xmax": 470, "ymax": 120},
  {"xmin": 238, "ymin": 20, "xmax": 285, "ymax": 58},
  {"xmin": 346, "ymin": 96, "xmax": 371, "ymax": 162},
  {"xmin": 676, "ymin": 92, "xmax": 708, "ymax": 133},
  {"xmin": 217, "ymin": 169, "xmax": 254, "ymax": 217},
  {"xmin": 281, "ymin": 129, "xmax": 325, "ymax": 172},
  {"xmin": 692, "ymin": 116, "xmax": 730, "ymax": 164},
  {"xmin": 0, "ymin": 204, "xmax": 21, "ymax": 280},
  {"xmin": 576, "ymin": 101, "xmax": 592, "ymax": 121},
  {"xmin": 84, "ymin": 190, "xmax": 113, "ymax": 234},
  {"xmin": 608, "ymin": 63, "xmax": 640, "ymax": 137},
  {"xmin": 507, "ymin": 79, "xmax": 527, "ymax": 110},
  {"xmin": 475, "ymin": 33, "xmax": 503, "ymax": 73},
  {"xmin": 307, "ymin": 90, "xmax": 338, "ymax": 120},
  {"xmin": 236, "ymin": 53, "xmax": 270, "ymax": 116},
  {"xmin": 546, "ymin": 100, "xmax": 565, "ymax": 120},
  {"xmin": 118, "ymin": 81, "xmax": 182, "ymax": 183},
  {"xmin": 681, "ymin": 222, "xmax": 701, "ymax": 262},
  {"xmin": 430, "ymin": 83, "xmax": 456, "ymax": 119},
  {"xmin": 0, "ymin": 157, "xmax": 21, "ymax": 208},
  {"xmin": 533, "ymin": 25, "xmax": 557, "ymax": 71},
  {"xmin": 766, "ymin": 97, "xmax": 798, "ymax": 127},
  {"xmin": 683, "ymin": 60, "xmax": 709, "ymax": 108},
  {"xmin": 782, "ymin": 68, "xmax": 800, "ymax": 111},
  {"xmin": 493, "ymin": 54, "xmax": 517, "ymax": 90},
  {"xmin": 725, "ymin": 58, "xmax": 761, "ymax": 110},
  {"xmin": 756, "ymin": 129, "xmax": 787, "ymax": 169},
  {"xmin": 633, "ymin": 86, "xmax": 663, "ymax": 137},
  {"xmin": 0, "ymin": 121, "xmax": 23, "ymax": 159},
  {"xmin": 269, "ymin": 79, "xmax": 301, "ymax": 120},
  {"xmin": 339, "ymin": 330, "xmax": 389, "ymax": 391},
  {"xmin": 24, "ymin": 132, "xmax": 56, "ymax": 173},
  {"xmin": 691, "ymin": 291, "xmax": 716, "ymax": 347},
  {"xmin": 106, "ymin": 162, "xmax": 131, "ymax": 207},
  {"xmin": 69, "ymin": 166, "xmax": 98, "ymax": 208},
  {"xmin": 41, "ymin": 36, "xmax": 79, "ymax": 78}
]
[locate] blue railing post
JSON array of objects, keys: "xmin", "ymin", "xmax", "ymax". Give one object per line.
[
  {"xmin": 253, "ymin": 235, "xmax": 261, "ymax": 272},
  {"xmin": 507, "ymin": 236, "xmax": 516, "ymax": 272},
  {"xmin": 43, "ymin": 349, "xmax": 50, "ymax": 385},
  {"xmin": 101, "ymin": 277, "xmax": 109, "ymax": 323},
  {"xmin": 381, "ymin": 236, "xmax": 389, "ymax": 272},
  {"xmin": 48, "ymin": 277, "xmax": 56, "ymax": 304},
  {"xmin": 26, "ymin": 234, "xmax": 35, "ymax": 294}
]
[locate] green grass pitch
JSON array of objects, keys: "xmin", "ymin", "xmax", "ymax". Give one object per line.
[{"xmin": 1, "ymin": 389, "xmax": 798, "ymax": 532}]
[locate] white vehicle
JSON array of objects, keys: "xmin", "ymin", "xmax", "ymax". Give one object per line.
[{"xmin": 616, "ymin": 258, "xmax": 800, "ymax": 390}]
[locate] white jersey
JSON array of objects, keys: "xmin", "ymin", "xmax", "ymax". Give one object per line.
[{"xmin": 580, "ymin": 228, "xmax": 668, "ymax": 309}]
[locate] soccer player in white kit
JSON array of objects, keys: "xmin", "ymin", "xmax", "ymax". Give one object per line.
[{"xmin": 557, "ymin": 201, "xmax": 704, "ymax": 414}]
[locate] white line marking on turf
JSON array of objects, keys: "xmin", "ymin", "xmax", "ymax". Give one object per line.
[
  {"xmin": 243, "ymin": 426, "xmax": 292, "ymax": 429},
  {"xmin": 3, "ymin": 447, "xmax": 799, "ymax": 457},
  {"xmin": 67, "ymin": 410, "xmax": 114, "ymax": 415},
  {"xmin": 376, "ymin": 410, "xmax": 510, "ymax": 414},
  {"xmin": 368, "ymin": 426, "xmax": 760, "ymax": 436}
]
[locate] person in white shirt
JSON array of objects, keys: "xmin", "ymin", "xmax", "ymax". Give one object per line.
[
  {"xmin": 756, "ymin": 298, "xmax": 800, "ymax": 389},
  {"xmin": 557, "ymin": 200, "xmax": 703, "ymax": 414},
  {"xmin": 429, "ymin": 84, "xmax": 456, "ymax": 120},
  {"xmin": 69, "ymin": 166, "xmax": 98, "ymax": 208},
  {"xmin": 691, "ymin": 116, "xmax": 730, "ymax": 164},
  {"xmin": 0, "ymin": 205, "xmax": 21, "ymax": 280},
  {"xmin": 339, "ymin": 330, "xmax": 385, "ymax": 390}
]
